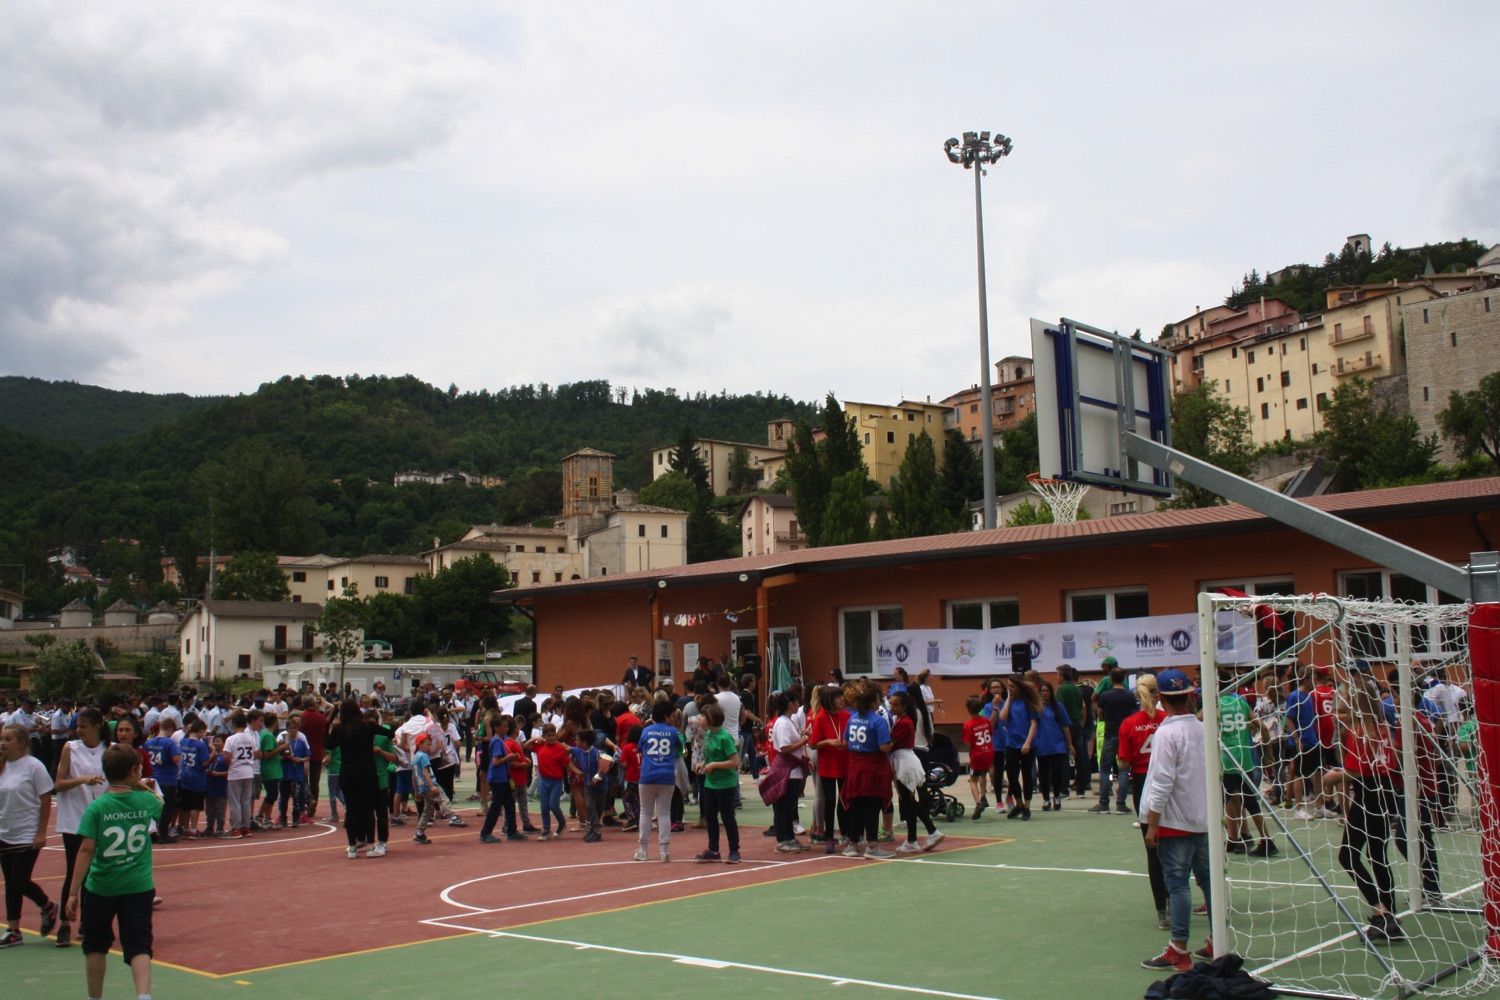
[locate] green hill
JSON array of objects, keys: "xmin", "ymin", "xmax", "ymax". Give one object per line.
[
  {"xmin": 0, "ymin": 375, "xmax": 820, "ymax": 613},
  {"xmin": 0, "ymin": 376, "xmax": 221, "ymax": 446}
]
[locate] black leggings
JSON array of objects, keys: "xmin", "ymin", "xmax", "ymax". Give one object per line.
[
  {"xmin": 1129, "ymin": 774, "xmax": 1168, "ymax": 912},
  {"xmin": 850, "ymin": 797, "xmax": 883, "ymax": 843},
  {"xmin": 773, "ymin": 777, "xmax": 805, "ymax": 841},
  {"xmin": 0, "ymin": 843, "xmax": 50, "ymax": 922},
  {"xmin": 1339, "ymin": 776, "xmax": 1397, "ymax": 913},
  {"xmin": 1037, "ymin": 753, "xmax": 1069, "ymax": 800},
  {"xmin": 59, "ymin": 833, "xmax": 83, "ymax": 922},
  {"xmin": 436, "ymin": 764, "xmax": 457, "ymax": 802},
  {"xmin": 819, "ymin": 775, "xmax": 849, "ymax": 841},
  {"xmin": 1005, "ymin": 747, "xmax": 1036, "ymax": 805},
  {"xmin": 341, "ymin": 784, "xmax": 374, "ymax": 846},
  {"xmin": 896, "ymin": 782, "xmax": 936, "ymax": 842},
  {"xmin": 702, "ymin": 784, "xmax": 739, "ymax": 854}
]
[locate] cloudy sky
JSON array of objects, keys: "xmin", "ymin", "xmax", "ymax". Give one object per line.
[{"xmin": 3, "ymin": 2, "xmax": 1497, "ymax": 403}]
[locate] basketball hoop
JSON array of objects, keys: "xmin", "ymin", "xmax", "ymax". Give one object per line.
[{"xmin": 1027, "ymin": 473, "xmax": 1088, "ymax": 525}]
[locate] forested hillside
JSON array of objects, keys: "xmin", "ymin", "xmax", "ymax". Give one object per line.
[
  {"xmin": 1221, "ymin": 237, "xmax": 1488, "ymax": 314},
  {"xmin": 0, "ymin": 375, "xmax": 819, "ymax": 614},
  {"xmin": 0, "ymin": 376, "xmax": 220, "ymax": 446}
]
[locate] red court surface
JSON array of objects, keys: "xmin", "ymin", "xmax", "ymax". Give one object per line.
[{"xmin": 33, "ymin": 819, "xmax": 973, "ymax": 977}]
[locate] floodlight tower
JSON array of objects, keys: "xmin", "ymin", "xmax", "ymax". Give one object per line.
[{"xmin": 945, "ymin": 130, "xmax": 1013, "ymax": 530}]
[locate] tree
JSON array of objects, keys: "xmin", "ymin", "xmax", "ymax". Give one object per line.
[
  {"xmin": 888, "ymin": 431, "xmax": 952, "ymax": 537},
  {"xmin": 782, "ymin": 422, "xmax": 830, "ymax": 547},
  {"xmin": 31, "ymin": 641, "xmax": 98, "ymax": 700},
  {"xmin": 819, "ymin": 393, "xmax": 866, "ymax": 481},
  {"xmin": 1321, "ymin": 379, "xmax": 1437, "ymax": 488},
  {"xmin": 194, "ymin": 439, "xmax": 321, "ymax": 554},
  {"xmin": 638, "ymin": 471, "xmax": 699, "ymax": 512},
  {"xmin": 686, "ymin": 507, "xmax": 738, "ymax": 563},
  {"xmin": 938, "ymin": 428, "xmax": 982, "ymax": 526},
  {"xmin": 994, "ymin": 413, "xmax": 1040, "ymax": 496},
  {"xmin": 668, "ymin": 426, "xmax": 712, "ymax": 504},
  {"xmin": 363, "ymin": 591, "xmax": 432, "ymax": 659},
  {"xmin": 726, "ymin": 445, "xmax": 759, "ymax": 494},
  {"xmin": 136, "ymin": 653, "xmax": 182, "ymax": 693},
  {"xmin": 1439, "ymin": 372, "xmax": 1500, "ymax": 468},
  {"xmin": 212, "ymin": 551, "xmax": 291, "ymax": 602},
  {"xmin": 1161, "ymin": 381, "xmax": 1255, "ymax": 509},
  {"xmin": 318, "ymin": 585, "xmax": 366, "ymax": 690},
  {"xmin": 413, "ymin": 556, "xmax": 512, "ymax": 651},
  {"xmin": 822, "ymin": 470, "xmax": 871, "ymax": 546},
  {"xmin": 1004, "ymin": 498, "xmax": 1053, "ymax": 527}
]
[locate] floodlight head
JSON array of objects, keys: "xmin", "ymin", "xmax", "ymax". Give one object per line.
[
  {"xmin": 943, "ymin": 137, "xmax": 961, "ymax": 164},
  {"xmin": 963, "ymin": 131, "xmax": 977, "ymax": 145},
  {"xmin": 979, "ymin": 130, "xmax": 990, "ymax": 142}
]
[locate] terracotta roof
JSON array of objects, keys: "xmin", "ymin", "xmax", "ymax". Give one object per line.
[
  {"xmin": 104, "ymin": 599, "xmax": 137, "ymax": 613},
  {"xmin": 495, "ymin": 477, "xmax": 1500, "ymax": 602},
  {"xmin": 333, "ymin": 554, "xmax": 427, "ymax": 566},
  {"xmin": 61, "ymin": 598, "xmax": 92, "ymax": 612},
  {"xmin": 563, "ymin": 447, "xmax": 615, "ymax": 459}
]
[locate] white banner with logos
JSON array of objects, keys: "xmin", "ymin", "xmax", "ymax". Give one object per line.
[{"xmin": 874, "ymin": 612, "xmax": 1258, "ymax": 676}]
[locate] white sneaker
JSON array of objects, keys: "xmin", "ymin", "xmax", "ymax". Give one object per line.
[
  {"xmin": 894, "ymin": 841, "xmax": 921, "ymax": 854},
  {"xmin": 661, "ymin": 852, "xmax": 670, "ymax": 863},
  {"xmin": 864, "ymin": 847, "xmax": 894, "ymax": 860},
  {"xmin": 346, "ymin": 847, "xmax": 359, "ymax": 859},
  {"xmin": 633, "ymin": 849, "xmax": 648, "ymax": 862},
  {"xmin": 1319, "ymin": 807, "xmax": 1341, "ymax": 820},
  {"xmin": 793, "ymin": 823, "xmax": 806, "ymax": 835},
  {"xmin": 922, "ymin": 830, "xmax": 945, "ymax": 852},
  {"xmin": 842, "ymin": 842, "xmax": 864, "ymax": 858},
  {"xmin": 1293, "ymin": 807, "xmax": 1315, "ymax": 820},
  {"xmin": 370, "ymin": 843, "xmax": 388, "ymax": 858}
]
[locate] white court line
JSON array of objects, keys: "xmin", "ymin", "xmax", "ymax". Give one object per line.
[
  {"xmin": 42, "ymin": 822, "xmax": 339, "ymax": 853},
  {"xmin": 443, "ymin": 924, "xmax": 1006, "ymax": 1000},
  {"xmin": 900, "ymin": 858, "xmax": 1341, "ymax": 890},
  {"xmin": 427, "ymin": 855, "xmax": 831, "ymax": 920}
]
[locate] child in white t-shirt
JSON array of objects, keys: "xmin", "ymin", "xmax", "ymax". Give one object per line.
[{"xmin": 223, "ymin": 712, "xmax": 259, "ymax": 838}]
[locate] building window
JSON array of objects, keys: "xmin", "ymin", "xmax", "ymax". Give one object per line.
[
  {"xmin": 840, "ymin": 605, "xmax": 903, "ymax": 675},
  {"xmin": 906, "ymin": 412, "xmax": 915, "ymax": 421},
  {"xmin": 657, "ymin": 453, "xmax": 663, "ymax": 465},
  {"xmin": 1280, "ymin": 371, "xmax": 1291, "ymax": 387},
  {"xmin": 660, "ymin": 525, "xmax": 668, "ymax": 538},
  {"xmin": 864, "ymin": 432, "xmax": 871, "ymax": 445},
  {"xmin": 1225, "ymin": 379, "xmax": 1231, "ymax": 392},
  {"xmin": 886, "ymin": 431, "xmax": 895, "ymax": 444},
  {"xmin": 588, "ymin": 476, "xmax": 599, "ymax": 498},
  {"xmin": 327, "ymin": 580, "xmax": 334, "ymax": 591},
  {"xmin": 1300, "ymin": 337, "xmax": 1306, "ymax": 351},
  {"xmin": 1363, "ymin": 315, "xmax": 1373, "ymax": 334},
  {"xmin": 1108, "ymin": 500, "xmax": 1138, "ymax": 515},
  {"xmin": 1067, "ymin": 588, "xmax": 1149, "ymax": 622},
  {"xmin": 292, "ymin": 571, "xmax": 306, "ymax": 583},
  {"xmin": 515, "ymin": 544, "xmax": 524, "ymax": 553},
  {"xmin": 1200, "ymin": 577, "xmax": 1296, "ymax": 657},
  {"xmin": 1316, "ymin": 392, "xmax": 1328, "ymax": 411},
  {"xmin": 637, "ymin": 524, "xmax": 646, "ymax": 537},
  {"xmin": 969, "ymin": 403, "xmax": 978, "ymax": 414},
  {"xmin": 1231, "ymin": 347, "xmax": 1238, "ymax": 359},
  {"xmin": 1248, "ymin": 349, "xmax": 1255, "ymax": 363},
  {"xmin": 1312, "ymin": 363, "xmax": 1319, "ymax": 375},
  {"xmin": 404, "ymin": 577, "xmax": 416, "ymax": 595},
  {"xmin": 946, "ymin": 598, "xmax": 1020, "ymax": 630},
  {"xmin": 291, "ymin": 595, "xmax": 301, "ymax": 603},
  {"xmin": 557, "ymin": 546, "xmax": 565, "ymax": 553},
  {"xmin": 1256, "ymin": 376, "xmax": 1264, "ymax": 393},
  {"xmin": 1451, "ymin": 331, "xmax": 1458, "ymax": 347},
  {"xmin": 1423, "ymin": 308, "xmax": 1429, "ymax": 323},
  {"xmin": 1294, "ymin": 398, "xmax": 1307, "ymax": 410},
  {"xmin": 340, "ymin": 576, "xmax": 349, "ymax": 589},
  {"xmin": 1260, "ymin": 402, "xmax": 1269, "ymax": 419},
  {"xmin": 1334, "ymin": 322, "xmax": 1342, "ymax": 338},
  {"xmin": 554, "ymin": 572, "xmax": 563, "ymax": 583},
  {"xmin": 374, "ymin": 576, "xmax": 389, "ymax": 589},
  {"xmin": 530, "ymin": 571, "xmax": 541, "ymax": 584},
  {"xmin": 1423, "ymin": 386, "xmax": 1430, "ymax": 402},
  {"xmin": 1339, "ymin": 569, "xmax": 1463, "ymax": 657},
  {"xmin": 1486, "ymin": 297, "xmax": 1492, "ymax": 313},
  {"xmin": 907, "ymin": 432, "xmax": 915, "ymax": 443}
]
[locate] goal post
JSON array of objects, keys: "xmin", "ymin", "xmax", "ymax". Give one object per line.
[{"xmin": 1200, "ymin": 591, "xmax": 1500, "ymax": 1000}]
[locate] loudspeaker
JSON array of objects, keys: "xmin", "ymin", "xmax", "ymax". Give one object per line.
[{"xmin": 1011, "ymin": 645, "xmax": 1032, "ymax": 673}]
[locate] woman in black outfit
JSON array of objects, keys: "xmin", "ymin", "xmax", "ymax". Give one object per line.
[{"xmin": 324, "ymin": 699, "xmax": 393, "ymax": 859}]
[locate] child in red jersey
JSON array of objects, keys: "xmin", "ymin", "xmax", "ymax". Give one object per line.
[
  {"xmin": 619, "ymin": 725, "xmax": 643, "ymax": 832},
  {"xmin": 961, "ymin": 695, "xmax": 994, "ymax": 819}
]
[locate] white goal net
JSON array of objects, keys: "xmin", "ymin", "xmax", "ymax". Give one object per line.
[{"xmin": 1201, "ymin": 592, "xmax": 1500, "ymax": 1000}]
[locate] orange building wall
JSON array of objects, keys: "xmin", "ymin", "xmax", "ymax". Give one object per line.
[{"xmin": 525, "ymin": 510, "xmax": 1496, "ymax": 726}]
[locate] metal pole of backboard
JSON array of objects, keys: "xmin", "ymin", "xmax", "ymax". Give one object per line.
[{"xmin": 1122, "ymin": 432, "xmax": 1472, "ymax": 598}]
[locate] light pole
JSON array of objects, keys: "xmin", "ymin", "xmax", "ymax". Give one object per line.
[{"xmin": 945, "ymin": 130, "xmax": 1013, "ymax": 530}]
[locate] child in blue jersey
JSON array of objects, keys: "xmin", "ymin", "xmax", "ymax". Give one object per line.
[
  {"xmin": 175, "ymin": 719, "xmax": 211, "ymax": 837},
  {"xmin": 1283, "ymin": 672, "xmax": 1319, "ymax": 816},
  {"xmin": 411, "ymin": 732, "xmax": 451, "ymax": 844},
  {"xmin": 279, "ymin": 716, "xmax": 310, "ymax": 828},
  {"xmin": 479, "ymin": 714, "xmax": 526, "ymax": 843},
  {"xmin": 568, "ymin": 733, "xmax": 606, "ymax": 843},
  {"xmin": 205, "ymin": 735, "xmax": 229, "ymax": 837},
  {"xmin": 1033, "ymin": 681, "xmax": 1074, "ymax": 813},
  {"xmin": 842, "ymin": 683, "xmax": 895, "ymax": 859},
  {"xmin": 634, "ymin": 701, "xmax": 684, "ymax": 863},
  {"xmin": 999, "ymin": 675, "xmax": 1041, "ymax": 820},
  {"xmin": 144, "ymin": 726, "xmax": 182, "ymax": 842}
]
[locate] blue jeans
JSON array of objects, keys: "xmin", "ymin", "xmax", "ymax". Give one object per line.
[
  {"xmin": 1098, "ymin": 736, "xmax": 1127, "ymax": 809},
  {"xmin": 1157, "ymin": 832, "xmax": 1211, "ymax": 944},
  {"xmin": 538, "ymin": 777, "xmax": 564, "ymax": 834}
]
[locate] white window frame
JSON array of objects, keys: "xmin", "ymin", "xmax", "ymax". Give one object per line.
[
  {"xmin": 1337, "ymin": 568, "xmax": 1464, "ymax": 659},
  {"xmin": 944, "ymin": 596, "xmax": 1020, "ymax": 630},
  {"xmin": 839, "ymin": 604, "xmax": 903, "ymax": 676},
  {"xmin": 1065, "ymin": 586, "xmax": 1149, "ymax": 622},
  {"xmin": 1199, "ymin": 576, "xmax": 1295, "ymax": 598}
]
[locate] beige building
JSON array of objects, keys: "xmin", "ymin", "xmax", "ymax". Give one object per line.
[
  {"xmin": 1403, "ymin": 284, "xmax": 1500, "ymax": 462},
  {"xmin": 177, "ymin": 600, "xmax": 332, "ymax": 681},
  {"xmin": 739, "ymin": 493, "xmax": 803, "ymax": 555},
  {"xmin": 279, "ymin": 554, "xmax": 427, "ymax": 602},
  {"xmin": 427, "ymin": 526, "xmax": 584, "ymax": 587},
  {"xmin": 0, "ymin": 587, "xmax": 21, "ymax": 625},
  {"xmin": 844, "ymin": 399, "xmax": 951, "ymax": 487},
  {"xmin": 578, "ymin": 505, "xmax": 689, "ymax": 577},
  {"xmin": 649, "ymin": 438, "xmax": 786, "ymax": 496}
]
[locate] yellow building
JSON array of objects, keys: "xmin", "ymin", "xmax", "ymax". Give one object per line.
[
  {"xmin": 427, "ymin": 525, "xmax": 584, "ymax": 587},
  {"xmin": 1197, "ymin": 283, "xmax": 1439, "ymax": 446},
  {"xmin": 649, "ymin": 437, "xmax": 786, "ymax": 496},
  {"xmin": 844, "ymin": 399, "xmax": 952, "ymax": 487},
  {"xmin": 280, "ymin": 554, "xmax": 428, "ymax": 602}
]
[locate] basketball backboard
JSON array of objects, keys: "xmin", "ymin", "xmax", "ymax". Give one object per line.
[{"xmin": 1029, "ymin": 317, "xmax": 1174, "ymax": 497}]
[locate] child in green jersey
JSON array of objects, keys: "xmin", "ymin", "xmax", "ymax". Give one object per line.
[{"xmin": 65, "ymin": 742, "xmax": 163, "ymax": 1000}]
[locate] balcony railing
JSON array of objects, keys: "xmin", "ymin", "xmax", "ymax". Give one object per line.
[
  {"xmin": 1334, "ymin": 353, "xmax": 1384, "ymax": 377},
  {"xmin": 260, "ymin": 638, "xmax": 322, "ymax": 654},
  {"xmin": 1331, "ymin": 324, "xmax": 1375, "ymax": 345}
]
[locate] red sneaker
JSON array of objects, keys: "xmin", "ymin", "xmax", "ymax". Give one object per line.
[{"xmin": 1140, "ymin": 944, "xmax": 1192, "ymax": 972}]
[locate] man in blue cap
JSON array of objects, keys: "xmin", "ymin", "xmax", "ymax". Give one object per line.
[{"xmin": 1139, "ymin": 668, "xmax": 1214, "ymax": 972}]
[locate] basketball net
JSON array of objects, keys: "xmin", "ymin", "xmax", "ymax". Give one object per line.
[{"xmin": 1026, "ymin": 472, "xmax": 1088, "ymax": 525}]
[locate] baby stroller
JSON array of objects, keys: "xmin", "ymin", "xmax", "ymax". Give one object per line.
[{"xmin": 918, "ymin": 732, "xmax": 965, "ymax": 822}]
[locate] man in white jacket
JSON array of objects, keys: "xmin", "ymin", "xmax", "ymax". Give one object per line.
[{"xmin": 1139, "ymin": 668, "xmax": 1213, "ymax": 973}]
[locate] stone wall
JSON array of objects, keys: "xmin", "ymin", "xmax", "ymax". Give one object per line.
[
  {"xmin": 1403, "ymin": 287, "xmax": 1500, "ymax": 462},
  {"xmin": 0, "ymin": 623, "xmax": 179, "ymax": 656}
]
